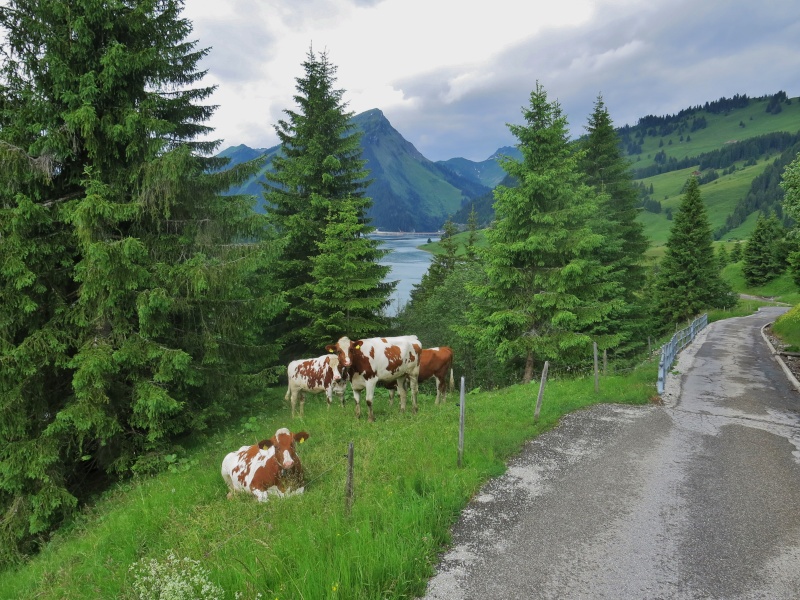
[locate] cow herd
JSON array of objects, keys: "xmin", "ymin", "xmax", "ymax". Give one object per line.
[{"xmin": 221, "ymin": 336, "xmax": 455, "ymax": 501}]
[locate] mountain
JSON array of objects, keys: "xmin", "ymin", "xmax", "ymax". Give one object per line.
[
  {"xmin": 217, "ymin": 92, "xmax": 800, "ymax": 240},
  {"xmin": 437, "ymin": 146, "xmax": 521, "ymax": 189},
  {"xmin": 217, "ymin": 109, "xmax": 492, "ymax": 231}
]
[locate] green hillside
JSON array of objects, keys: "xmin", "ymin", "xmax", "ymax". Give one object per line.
[{"xmin": 624, "ymin": 92, "xmax": 800, "ymax": 247}]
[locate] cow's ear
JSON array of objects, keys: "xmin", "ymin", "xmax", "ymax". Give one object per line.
[
  {"xmin": 258, "ymin": 439, "xmax": 273, "ymax": 450},
  {"xmin": 294, "ymin": 431, "xmax": 310, "ymax": 444},
  {"xmin": 354, "ymin": 340, "xmax": 364, "ymax": 350},
  {"xmin": 325, "ymin": 345, "xmax": 335, "ymax": 353}
]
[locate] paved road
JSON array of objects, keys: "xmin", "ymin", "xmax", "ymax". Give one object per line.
[{"xmin": 422, "ymin": 307, "xmax": 800, "ymax": 599}]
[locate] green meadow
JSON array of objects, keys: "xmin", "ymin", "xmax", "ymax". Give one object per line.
[{"xmin": 1, "ymin": 367, "xmax": 657, "ymax": 600}]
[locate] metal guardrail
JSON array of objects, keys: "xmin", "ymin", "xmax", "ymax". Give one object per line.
[{"xmin": 657, "ymin": 313, "xmax": 708, "ymax": 394}]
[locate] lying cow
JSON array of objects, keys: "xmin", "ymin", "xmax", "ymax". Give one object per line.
[
  {"xmin": 385, "ymin": 346, "xmax": 455, "ymax": 405},
  {"xmin": 326, "ymin": 335, "xmax": 421, "ymax": 422},
  {"xmin": 221, "ymin": 427, "xmax": 310, "ymax": 502},
  {"xmin": 285, "ymin": 354, "xmax": 347, "ymax": 418}
]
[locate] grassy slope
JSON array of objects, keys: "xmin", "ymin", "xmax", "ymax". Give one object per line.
[
  {"xmin": 629, "ymin": 96, "xmax": 800, "ymax": 246},
  {"xmin": 628, "ymin": 97, "xmax": 800, "ymax": 169},
  {"xmin": 1, "ymin": 368, "xmax": 657, "ymax": 600}
]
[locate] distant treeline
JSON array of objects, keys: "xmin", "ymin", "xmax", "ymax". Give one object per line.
[
  {"xmin": 619, "ymin": 91, "xmax": 788, "ymax": 138},
  {"xmin": 632, "ymin": 131, "xmax": 800, "ymax": 179},
  {"xmin": 717, "ymin": 141, "xmax": 800, "ymax": 238}
]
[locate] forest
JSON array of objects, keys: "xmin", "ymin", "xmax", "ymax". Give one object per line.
[{"xmin": 2, "ymin": 0, "xmax": 800, "ymax": 589}]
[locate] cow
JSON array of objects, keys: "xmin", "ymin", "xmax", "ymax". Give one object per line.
[
  {"xmin": 325, "ymin": 335, "xmax": 421, "ymax": 422},
  {"xmin": 220, "ymin": 428, "xmax": 310, "ymax": 502},
  {"xmin": 285, "ymin": 354, "xmax": 347, "ymax": 418},
  {"xmin": 385, "ymin": 346, "xmax": 455, "ymax": 405}
]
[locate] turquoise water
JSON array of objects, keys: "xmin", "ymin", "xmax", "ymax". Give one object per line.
[{"xmin": 372, "ymin": 235, "xmax": 439, "ymax": 315}]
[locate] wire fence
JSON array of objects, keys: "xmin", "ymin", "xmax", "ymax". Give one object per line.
[{"xmin": 656, "ymin": 313, "xmax": 708, "ymax": 394}]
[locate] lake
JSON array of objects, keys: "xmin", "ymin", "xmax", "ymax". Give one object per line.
[{"xmin": 371, "ymin": 234, "xmax": 439, "ymax": 315}]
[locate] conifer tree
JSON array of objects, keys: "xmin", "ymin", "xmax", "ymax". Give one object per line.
[
  {"xmin": 655, "ymin": 177, "xmax": 735, "ymax": 325},
  {"xmin": 716, "ymin": 244, "xmax": 731, "ymax": 269},
  {"xmin": 0, "ymin": 0, "xmax": 282, "ymax": 565},
  {"xmin": 742, "ymin": 212, "xmax": 786, "ymax": 286},
  {"xmin": 263, "ymin": 48, "xmax": 372, "ymax": 355},
  {"xmin": 467, "ymin": 83, "xmax": 618, "ymax": 383},
  {"xmin": 780, "ymin": 153, "xmax": 800, "ymax": 285},
  {"xmin": 730, "ymin": 240, "xmax": 744, "ymax": 263},
  {"xmin": 578, "ymin": 94, "xmax": 650, "ymax": 354},
  {"xmin": 465, "ymin": 204, "xmax": 479, "ymax": 261},
  {"xmin": 409, "ymin": 219, "xmax": 459, "ymax": 306},
  {"xmin": 301, "ymin": 197, "xmax": 394, "ymax": 345}
]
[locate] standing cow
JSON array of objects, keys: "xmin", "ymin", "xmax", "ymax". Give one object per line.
[
  {"xmin": 285, "ymin": 354, "xmax": 347, "ymax": 418},
  {"xmin": 325, "ymin": 335, "xmax": 421, "ymax": 422},
  {"xmin": 221, "ymin": 427, "xmax": 309, "ymax": 502},
  {"xmin": 386, "ymin": 346, "xmax": 455, "ymax": 405}
]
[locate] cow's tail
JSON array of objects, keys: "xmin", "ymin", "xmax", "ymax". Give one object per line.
[
  {"xmin": 284, "ymin": 386, "xmax": 290, "ymax": 401},
  {"xmin": 449, "ymin": 368, "xmax": 455, "ymax": 391}
]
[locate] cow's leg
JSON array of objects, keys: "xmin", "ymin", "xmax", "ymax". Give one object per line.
[
  {"xmin": 299, "ymin": 391, "xmax": 305, "ymax": 418},
  {"xmin": 365, "ymin": 380, "xmax": 378, "ymax": 422},
  {"xmin": 408, "ymin": 373, "xmax": 419, "ymax": 414},
  {"xmin": 352, "ymin": 388, "xmax": 362, "ymax": 418},
  {"xmin": 290, "ymin": 389, "xmax": 298, "ymax": 418},
  {"xmin": 396, "ymin": 376, "xmax": 409, "ymax": 413}
]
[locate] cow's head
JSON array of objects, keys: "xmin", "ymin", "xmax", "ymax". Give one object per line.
[
  {"xmin": 259, "ymin": 427, "xmax": 310, "ymax": 471},
  {"xmin": 325, "ymin": 336, "xmax": 364, "ymax": 369},
  {"xmin": 328, "ymin": 355, "xmax": 343, "ymax": 382}
]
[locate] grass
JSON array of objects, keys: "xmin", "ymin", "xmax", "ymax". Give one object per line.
[
  {"xmin": 626, "ymin": 97, "xmax": 800, "ymax": 171},
  {"xmin": 773, "ymin": 304, "xmax": 800, "ymax": 348},
  {"xmin": 722, "ymin": 262, "xmax": 800, "ymax": 305},
  {"xmin": 1, "ymin": 366, "xmax": 657, "ymax": 600}
]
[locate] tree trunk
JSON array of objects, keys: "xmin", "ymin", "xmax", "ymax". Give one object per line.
[{"xmin": 523, "ymin": 350, "xmax": 534, "ymax": 384}]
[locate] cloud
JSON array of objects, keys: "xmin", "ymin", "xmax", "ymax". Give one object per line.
[{"xmin": 185, "ymin": 0, "xmax": 800, "ymax": 162}]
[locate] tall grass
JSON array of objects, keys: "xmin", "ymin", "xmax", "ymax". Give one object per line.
[{"xmin": 0, "ymin": 365, "xmax": 656, "ymax": 600}]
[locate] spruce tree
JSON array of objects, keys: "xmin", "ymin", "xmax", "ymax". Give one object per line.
[
  {"xmin": 716, "ymin": 244, "xmax": 731, "ymax": 269},
  {"xmin": 465, "ymin": 204, "xmax": 479, "ymax": 261},
  {"xmin": 467, "ymin": 82, "xmax": 617, "ymax": 383},
  {"xmin": 0, "ymin": 0, "xmax": 282, "ymax": 565},
  {"xmin": 655, "ymin": 177, "xmax": 735, "ymax": 325},
  {"xmin": 780, "ymin": 153, "xmax": 800, "ymax": 286},
  {"xmin": 742, "ymin": 212, "xmax": 786, "ymax": 286},
  {"xmin": 730, "ymin": 240, "xmax": 744, "ymax": 263},
  {"xmin": 578, "ymin": 94, "xmax": 649, "ymax": 354},
  {"xmin": 263, "ymin": 48, "xmax": 371, "ymax": 356},
  {"xmin": 409, "ymin": 219, "xmax": 459, "ymax": 306},
  {"xmin": 301, "ymin": 197, "xmax": 394, "ymax": 346}
]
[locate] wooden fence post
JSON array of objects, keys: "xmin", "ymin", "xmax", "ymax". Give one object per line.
[
  {"xmin": 603, "ymin": 349, "xmax": 608, "ymax": 376},
  {"xmin": 345, "ymin": 441, "xmax": 354, "ymax": 515},
  {"xmin": 534, "ymin": 361, "xmax": 549, "ymax": 423},
  {"xmin": 457, "ymin": 377, "xmax": 465, "ymax": 468},
  {"xmin": 593, "ymin": 342, "xmax": 599, "ymax": 393}
]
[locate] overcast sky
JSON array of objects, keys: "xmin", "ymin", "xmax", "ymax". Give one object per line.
[{"xmin": 183, "ymin": 0, "xmax": 800, "ymax": 162}]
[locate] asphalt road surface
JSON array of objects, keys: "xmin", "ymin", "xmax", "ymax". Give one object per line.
[{"xmin": 421, "ymin": 306, "xmax": 800, "ymax": 599}]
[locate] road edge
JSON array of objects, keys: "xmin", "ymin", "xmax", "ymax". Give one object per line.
[{"xmin": 760, "ymin": 322, "xmax": 800, "ymax": 393}]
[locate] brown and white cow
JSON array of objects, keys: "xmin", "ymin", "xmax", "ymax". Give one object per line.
[
  {"xmin": 285, "ymin": 355, "xmax": 347, "ymax": 418},
  {"xmin": 220, "ymin": 428, "xmax": 310, "ymax": 502},
  {"xmin": 386, "ymin": 346, "xmax": 455, "ymax": 405},
  {"xmin": 325, "ymin": 335, "xmax": 421, "ymax": 422}
]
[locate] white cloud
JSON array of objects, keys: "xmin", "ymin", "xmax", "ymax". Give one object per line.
[{"xmin": 182, "ymin": 0, "xmax": 800, "ymax": 161}]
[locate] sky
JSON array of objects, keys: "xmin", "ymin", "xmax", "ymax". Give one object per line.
[{"xmin": 183, "ymin": 0, "xmax": 800, "ymax": 163}]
